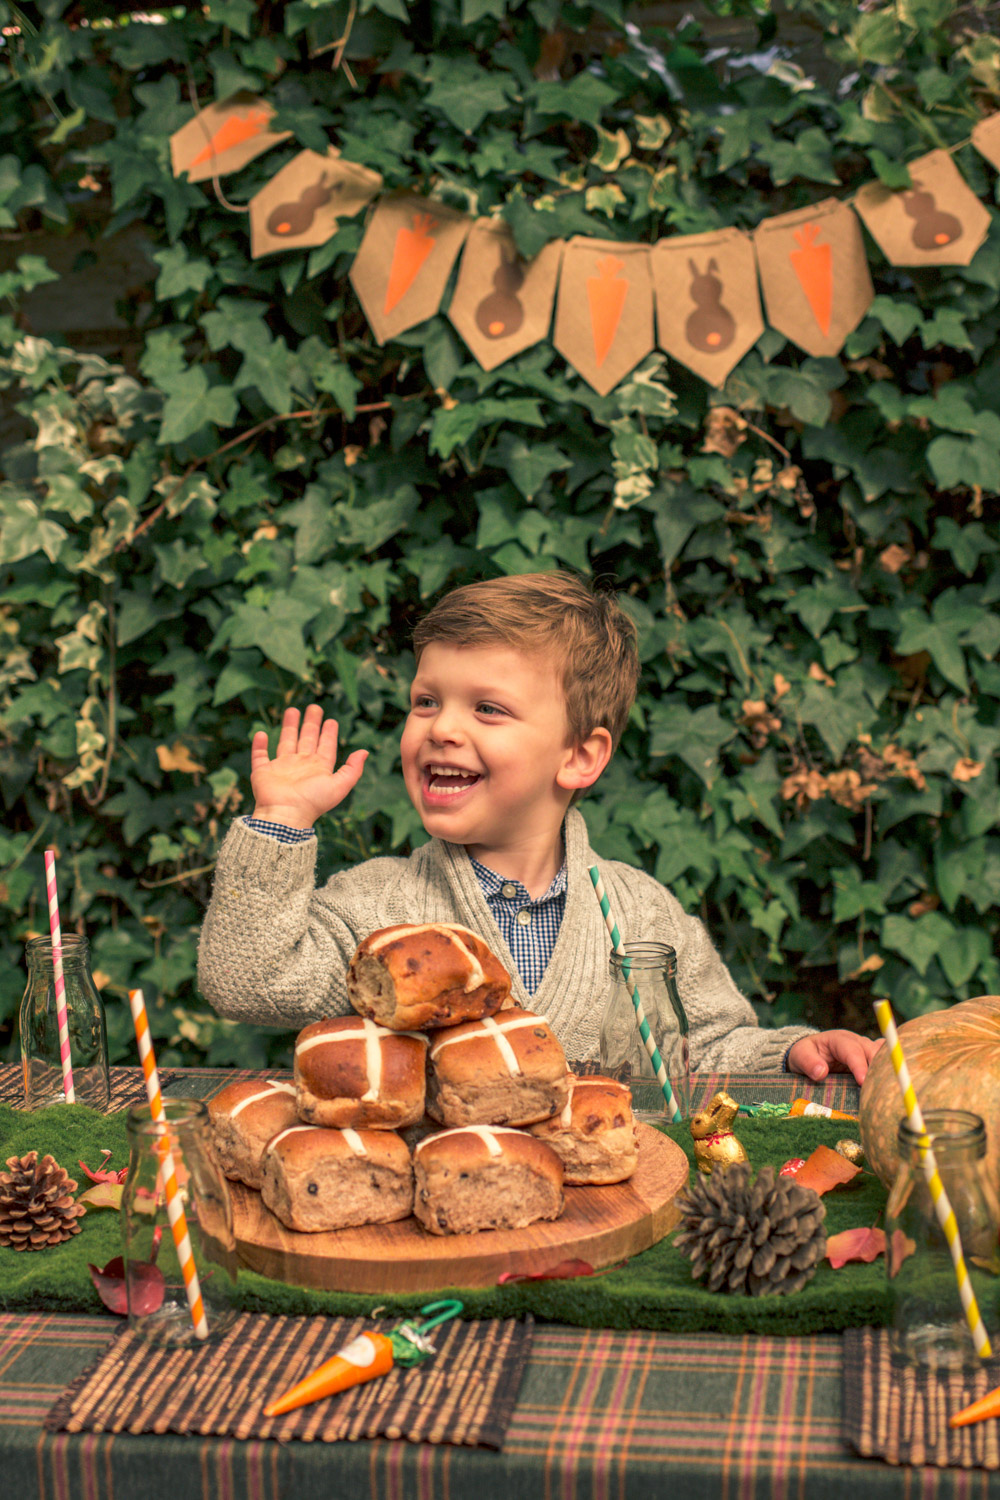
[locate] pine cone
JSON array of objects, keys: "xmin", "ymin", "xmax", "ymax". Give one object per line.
[
  {"xmin": 674, "ymin": 1162, "xmax": 826, "ymax": 1296},
  {"xmin": 0, "ymin": 1152, "xmax": 87, "ymax": 1251}
]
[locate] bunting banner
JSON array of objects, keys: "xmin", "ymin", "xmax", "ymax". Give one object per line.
[
  {"xmin": 168, "ymin": 94, "xmax": 1000, "ymax": 389},
  {"xmin": 650, "ymin": 228, "xmax": 763, "ymax": 385},
  {"xmin": 854, "ymin": 150, "xmax": 990, "ymax": 268},
  {"xmin": 349, "ymin": 194, "xmax": 471, "ymax": 345},
  {"xmin": 553, "ymin": 238, "xmax": 654, "ymax": 395},
  {"xmin": 169, "ymin": 92, "xmax": 291, "ymax": 183},
  {"xmin": 753, "ymin": 200, "xmax": 874, "ymax": 359},
  {"xmin": 448, "ymin": 221, "xmax": 564, "ymax": 371},
  {"xmin": 972, "ymin": 113, "xmax": 1000, "ymax": 172},
  {"xmin": 249, "ymin": 149, "xmax": 382, "ymax": 259}
]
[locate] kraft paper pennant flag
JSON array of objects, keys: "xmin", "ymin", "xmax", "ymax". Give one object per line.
[
  {"xmin": 854, "ymin": 150, "xmax": 989, "ymax": 268},
  {"xmin": 169, "ymin": 92, "xmax": 291, "ymax": 183},
  {"xmin": 448, "ymin": 221, "xmax": 563, "ymax": 370},
  {"xmin": 553, "ymin": 237, "xmax": 654, "ymax": 396},
  {"xmin": 349, "ymin": 195, "xmax": 472, "ymax": 344},
  {"xmin": 650, "ymin": 228, "xmax": 763, "ymax": 385},
  {"xmin": 249, "ymin": 149, "xmax": 382, "ymax": 258},
  {"xmin": 753, "ymin": 200, "xmax": 874, "ymax": 358},
  {"xmin": 972, "ymin": 112, "xmax": 1000, "ymax": 173}
]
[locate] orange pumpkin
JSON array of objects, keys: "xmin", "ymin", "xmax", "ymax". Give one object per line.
[{"xmin": 859, "ymin": 995, "xmax": 1000, "ymax": 1191}]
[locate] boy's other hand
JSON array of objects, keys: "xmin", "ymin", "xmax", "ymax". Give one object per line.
[
  {"xmin": 250, "ymin": 704, "xmax": 368, "ymax": 830},
  {"xmin": 786, "ymin": 1031, "xmax": 884, "ymax": 1086}
]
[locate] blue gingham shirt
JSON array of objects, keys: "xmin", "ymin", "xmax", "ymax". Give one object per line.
[{"xmin": 242, "ymin": 817, "xmax": 566, "ymax": 995}]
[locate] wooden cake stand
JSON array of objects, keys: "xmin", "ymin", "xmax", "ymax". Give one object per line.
[{"xmin": 230, "ymin": 1123, "xmax": 690, "ymax": 1293}]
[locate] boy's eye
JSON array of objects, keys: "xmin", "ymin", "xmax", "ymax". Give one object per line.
[{"xmin": 477, "ymin": 702, "xmax": 505, "ymax": 716}]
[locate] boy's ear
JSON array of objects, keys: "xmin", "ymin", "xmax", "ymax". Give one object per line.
[{"xmin": 556, "ymin": 727, "xmax": 614, "ymax": 792}]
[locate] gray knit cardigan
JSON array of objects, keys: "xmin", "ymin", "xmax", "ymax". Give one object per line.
[{"xmin": 197, "ymin": 807, "xmax": 815, "ymax": 1069}]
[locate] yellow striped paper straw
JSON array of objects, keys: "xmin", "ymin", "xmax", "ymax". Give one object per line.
[
  {"xmin": 128, "ymin": 989, "xmax": 209, "ymax": 1341},
  {"xmin": 873, "ymin": 998, "xmax": 992, "ymax": 1360}
]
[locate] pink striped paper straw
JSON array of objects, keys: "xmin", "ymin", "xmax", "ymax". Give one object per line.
[
  {"xmin": 128, "ymin": 989, "xmax": 208, "ymax": 1340},
  {"xmin": 43, "ymin": 848, "xmax": 75, "ymax": 1104}
]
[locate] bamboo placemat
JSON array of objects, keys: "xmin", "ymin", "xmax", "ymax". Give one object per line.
[
  {"xmin": 843, "ymin": 1326, "xmax": 1000, "ymax": 1468},
  {"xmin": 45, "ymin": 1311, "xmax": 532, "ymax": 1449}
]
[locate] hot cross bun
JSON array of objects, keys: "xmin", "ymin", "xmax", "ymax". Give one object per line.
[
  {"xmin": 294, "ymin": 1015, "xmax": 428, "ymax": 1129},
  {"xmin": 426, "ymin": 1007, "xmax": 570, "ymax": 1127},
  {"xmin": 413, "ymin": 1125, "xmax": 564, "ymax": 1235},
  {"xmin": 260, "ymin": 1124, "xmax": 413, "ymax": 1232},
  {"xmin": 347, "ymin": 923, "xmax": 511, "ymax": 1031},
  {"xmin": 528, "ymin": 1075, "xmax": 639, "ymax": 1184},
  {"xmin": 207, "ymin": 1078, "xmax": 300, "ymax": 1190}
]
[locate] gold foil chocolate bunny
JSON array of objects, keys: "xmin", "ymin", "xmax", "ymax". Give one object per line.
[{"xmin": 690, "ymin": 1091, "xmax": 749, "ymax": 1176}]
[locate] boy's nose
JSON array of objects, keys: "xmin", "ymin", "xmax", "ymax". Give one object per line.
[{"xmin": 429, "ymin": 707, "xmax": 464, "ymax": 743}]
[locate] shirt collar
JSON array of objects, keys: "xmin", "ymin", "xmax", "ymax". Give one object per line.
[{"xmin": 470, "ymin": 855, "xmax": 567, "ymax": 903}]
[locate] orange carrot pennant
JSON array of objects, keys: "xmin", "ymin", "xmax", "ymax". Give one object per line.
[
  {"xmin": 384, "ymin": 212, "xmax": 438, "ymax": 314},
  {"xmin": 190, "ymin": 108, "xmax": 271, "ymax": 168},
  {"xmin": 587, "ymin": 255, "xmax": 628, "ymax": 366},
  {"xmin": 789, "ymin": 223, "xmax": 833, "ymax": 335}
]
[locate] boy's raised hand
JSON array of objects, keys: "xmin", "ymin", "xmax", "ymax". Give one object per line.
[
  {"xmin": 250, "ymin": 704, "xmax": 368, "ymax": 830},
  {"xmin": 786, "ymin": 1030, "xmax": 883, "ymax": 1086}
]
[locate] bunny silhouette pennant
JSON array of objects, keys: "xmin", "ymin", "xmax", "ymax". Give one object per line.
[
  {"xmin": 753, "ymin": 200, "xmax": 873, "ymax": 358},
  {"xmin": 650, "ymin": 228, "xmax": 763, "ymax": 385},
  {"xmin": 972, "ymin": 112, "xmax": 1000, "ymax": 174},
  {"xmin": 448, "ymin": 221, "xmax": 563, "ymax": 371},
  {"xmin": 854, "ymin": 150, "xmax": 989, "ymax": 268},
  {"xmin": 249, "ymin": 149, "xmax": 382, "ymax": 258},
  {"xmin": 553, "ymin": 238, "xmax": 655, "ymax": 395},
  {"xmin": 349, "ymin": 195, "xmax": 472, "ymax": 344}
]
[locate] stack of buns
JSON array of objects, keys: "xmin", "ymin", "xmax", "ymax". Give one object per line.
[{"xmin": 209, "ymin": 921, "xmax": 639, "ymax": 1237}]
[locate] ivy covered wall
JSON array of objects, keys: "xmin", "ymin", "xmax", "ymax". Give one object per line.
[{"xmin": 1, "ymin": 0, "xmax": 999, "ymax": 1068}]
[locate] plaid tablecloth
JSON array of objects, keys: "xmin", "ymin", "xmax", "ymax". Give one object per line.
[{"xmin": 6, "ymin": 1067, "xmax": 999, "ymax": 1497}]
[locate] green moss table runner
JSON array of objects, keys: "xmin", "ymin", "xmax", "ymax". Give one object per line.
[{"xmin": 0, "ymin": 1099, "xmax": 912, "ymax": 1335}]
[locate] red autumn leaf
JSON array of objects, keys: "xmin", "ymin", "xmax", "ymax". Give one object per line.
[
  {"xmin": 888, "ymin": 1229, "xmax": 917, "ymax": 1278},
  {"xmin": 825, "ymin": 1226, "xmax": 887, "ymax": 1268},
  {"xmin": 793, "ymin": 1144, "xmax": 861, "ymax": 1196},
  {"xmin": 79, "ymin": 1150, "xmax": 128, "ymax": 1185},
  {"xmin": 88, "ymin": 1255, "xmax": 165, "ymax": 1316},
  {"xmin": 498, "ymin": 1259, "xmax": 596, "ymax": 1284}
]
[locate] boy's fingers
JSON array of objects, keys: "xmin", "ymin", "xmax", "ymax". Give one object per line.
[
  {"xmin": 330, "ymin": 748, "xmax": 368, "ymax": 797},
  {"xmin": 275, "ymin": 706, "xmax": 302, "ymax": 757},
  {"xmin": 297, "ymin": 703, "xmax": 324, "ymax": 757},
  {"xmin": 249, "ymin": 730, "xmax": 271, "ymax": 771},
  {"xmin": 317, "ymin": 715, "xmax": 340, "ymax": 770}
]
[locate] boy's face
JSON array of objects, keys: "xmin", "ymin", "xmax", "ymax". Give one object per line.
[{"xmin": 401, "ymin": 642, "xmax": 579, "ymax": 861}]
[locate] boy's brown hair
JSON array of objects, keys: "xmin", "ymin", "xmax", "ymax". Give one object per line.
[{"xmin": 412, "ymin": 571, "xmax": 640, "ymax": 753}]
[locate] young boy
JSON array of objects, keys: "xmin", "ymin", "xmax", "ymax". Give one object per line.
[{"xmin": 198, "ymin": 572, "xmax": 880, "ymax": 1082}]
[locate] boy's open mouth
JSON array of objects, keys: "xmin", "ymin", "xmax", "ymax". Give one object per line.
[{"xmin": 424, "ymin": 765, "xmax": 482, "ymax": 796}]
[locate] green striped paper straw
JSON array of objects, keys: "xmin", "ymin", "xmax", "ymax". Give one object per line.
[{"xmin": 589, "ymin": 865, "xmax": 683, "ymax": 1123}]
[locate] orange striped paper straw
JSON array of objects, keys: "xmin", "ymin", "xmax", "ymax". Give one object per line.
[
  {"xmin": 128, "ymin": 988, "xmax": 208, "ymax": 1340},
  {"xmin": 43, "ymin": 848, "xmax": 75, "ymax": 1103}
]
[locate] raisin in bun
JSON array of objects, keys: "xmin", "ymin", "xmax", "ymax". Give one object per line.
[
  {"xmin": 413, "ymin": 1126, "xmax": 563, "ymax": 1235},
  {"xmin": 294, "ymin": 1016, "xmax": 428, "ymax": 1129},
  {"xmin": 347, "ymin": 923, "xmax": 510, "ymax": 1031},
  {"xmin": 207, "ymin": 1079, "xmax": 300, "ymax": 1190},
  {"xmin": 528, "ymin": 1075, "xmax": 639, "ymax": 1184},
  {"xmin": 426, "ymin": 1008, "xmax": 569, "ymax": 1127},
  {"xmin": 260, "ymin": 1125, "xmax": 413, "ymax": 1232}
]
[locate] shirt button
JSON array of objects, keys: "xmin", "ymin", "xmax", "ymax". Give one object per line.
[
  {"xmin": 501, "ymin": 883, "xmax": 518, "ymax": 898},
  {"xmin": 516, "ymin": 909, "xmax": 532, "ymax": 927}
]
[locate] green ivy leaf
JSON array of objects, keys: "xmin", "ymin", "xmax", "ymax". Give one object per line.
[
  {"xmin": 648, "ymin": 704, "xmax": 737, "ymax": 787},
  {"xmin": 880, "ymin": 911, "xmax": 955, "ymax": 975},
  {"xmin": 158, "ymin": 367, "xmax": 238, "ymax": 444},
  {"xmin": 530, "ymin": 74, "xmax": 619, "ymax": 128},
  {"xmin": 227, "ymin": 597, "xmax": 317, "ymax": 678},
  {"xmin": 153, "ymin": 245, "xmax": 212, "ymax": 301},
  {"xmin": 425, "ymin": 56, "xmax": 515, "ymax": 134},
  {"xmin": 0, "ymin": 497, "xmax": 66, "ymax": 564},
  {"xmin": 937, "ymin": 926, "xmax": 992, "ymax": 987}
]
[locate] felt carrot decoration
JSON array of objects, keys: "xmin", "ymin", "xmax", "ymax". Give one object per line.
[
  {"xmin": 950, "ymin": 1383, "xmax": 1000, "ymax": 1429},
  {"xmin": 787, "ymin": 1098, "xmax": 858, "ymax": 1122},
  {"xmin": 789, "ymin": 223, "xmax": 833, "ymax": 336},
  {"xmin": 587, "ymin": 256, "xmax": 628, "ymax": 367},
  {"xmin": 384, "ymin": 212, "xmax": 438, "ymax": 314},
  {"xmin": 190, "ymin": 108, "xmax": 271, "ymax": 168},
  {"xmin": 263, "ymin": 1299, "xmax": 463, "ymax": 1419}
]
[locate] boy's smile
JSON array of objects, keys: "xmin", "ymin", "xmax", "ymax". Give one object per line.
[{"xmin": 401, "ymin": 642, "xmax": 603, "ymax": 892}]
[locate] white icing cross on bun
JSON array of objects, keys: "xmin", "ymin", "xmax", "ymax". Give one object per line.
[
  {"xmin": 415, "ymin": 1125, "xmax": 524, "ymax": 1158},
  {"xmin": 429, "ymin": 1012, "xmax": 549, "ymax": 1076},
  {"xmin": 295, "ymin": 1018, "xmax": 427, "ymax": 1102},
  {"xmin": 366, "ymin": 923, "xmax": 487, "ymax": 993},
  {"xmin": 558, "ymin": 1076, "xmax": 628, "ymax": 1128}
]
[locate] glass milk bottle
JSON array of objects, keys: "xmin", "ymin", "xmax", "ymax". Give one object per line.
[
  {"xmin": 600, "ymin": 941, "xmax": 690, "ymax": 1120},
  {"xmin": 19, "ymin": 935, "xmax": 110, "ymax": 1110},
  {"xmin": 885, "ymin": 1109, "xmax": 1000, "ymax": 1369},
  {"xmin": 123, "ymin": 1099, "xmax": 238, "ymax": 1345}
]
